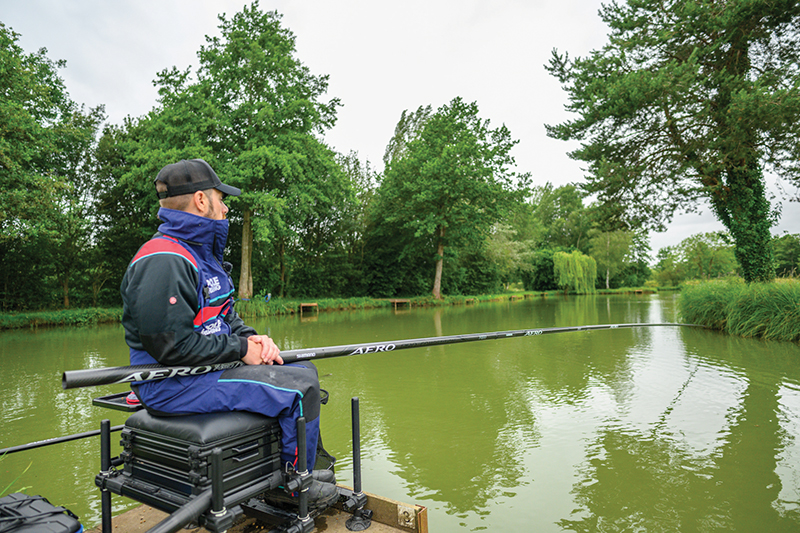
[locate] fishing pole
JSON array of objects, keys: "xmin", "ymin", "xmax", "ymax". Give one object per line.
[
  {"xmin": 0, "ymin": 426, "xmax": 125, "ymax": 456},
  {"xmin": 62, "ymin": 322, "xmax": 701, "ymax": 390}
]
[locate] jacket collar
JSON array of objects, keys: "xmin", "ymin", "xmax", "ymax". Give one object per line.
[{"xmin": 156, "ymin": 207, "xmax": 229, "ymax": 261}]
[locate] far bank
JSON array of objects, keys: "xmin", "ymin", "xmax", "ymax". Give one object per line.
[{"xmin": 0, "ymin": 288, "xmax": 665, "ymax": 331}]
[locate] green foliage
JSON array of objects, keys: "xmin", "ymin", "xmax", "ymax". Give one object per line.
[
  {"xmin": 484, "ymin": 223, "xmax": 534, "ymax": 289},
  {"xmin": 652, "ymin": 246, "xmax": 683, "ymax": 287},
  {"xmin": 654, "ymin": 232, "xmax": 740, "ymax": 286},
  {"xmin": 553, "ymin": 250, "xmax": 597, "ymax": 294},
  {"xmin": 679, "ymin": 232, "xmax": 739, "ymax": 279},
  {"xmin": 546, "ymin": 0, "xmax": 800, "ymax": 283},
  {"xmin": 0, "ymin": 22, "xmax": 71, "ymax": 242},
  {"xmin": 0, "ymin": 308, "xmax": 122, "ymax": 330},
  {"xmin": 773, "ymin": 233, "xmax": 800, "ymax": 276},
  {"xmin": 615, "ymin": 260, "xmax": 652, "ymax": 289},
  {"xmin": 513, "ymin": 183, "xmax": 592, "ymax": 251},
  {"xmin": 520, "ymin": 248, "xmax": 561, "ymax": 291},
  {"xmin": 0, "ymin": 22, "xmax": 106, "ymax": 311},
  {"xmin": 679, "ymin": 279, "xmax": 800, "ymax": 342},
  {"xmin": 377, "ymin": 96, "xmax": 529, "ymax": 298},
  {"xmin": 362, "ymin": 213, "xmax": 435, "ymax": 297},
  {"xmin": 588, "ymin": 230, "xmax": 633, "ymax": 289},
  {"xmin": 382, "ymin": 104, "xmax": 432, "ymax": 167}
]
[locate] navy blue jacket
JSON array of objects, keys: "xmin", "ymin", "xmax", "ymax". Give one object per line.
[{"xmin": 121, "ymin": 208, "xmax": 255, "ymax": 367}]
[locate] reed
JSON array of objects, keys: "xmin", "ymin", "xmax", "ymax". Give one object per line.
[
  {"xmin": 726, "ymin": 280, "xmax": 800, "ymax": 342},
  {"xmin": 679, "ymin": 279, "xmax": 800, "ymax": 342},
  {"xmin": 0, "ymin": 455, "xmax": 32, "ymax": 496}
]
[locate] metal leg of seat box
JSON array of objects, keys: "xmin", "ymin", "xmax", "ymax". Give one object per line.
[
  {"xmin": 100, "ymin": 419, "xmax": 113, "ymax": 533},
  {"xmin": 284, "ymin": 417, "xmax": 314, "ymax": 533},
  {"xmin": 345, "ymin": 398, "xmax": 371, "ymax": 531}
]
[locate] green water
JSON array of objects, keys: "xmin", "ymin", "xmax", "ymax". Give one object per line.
[{"xmin": 2, "ymin": 294, "xmax": 800, "ymax": 532}]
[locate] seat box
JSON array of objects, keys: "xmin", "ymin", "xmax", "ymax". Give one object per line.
[
  {"xmin": 120, "ymin": 410, "xmax": 281, "ymax": 497},
  {"xmin": 0, "ymin": 493, "xmax": 82, "ymax": 533}
]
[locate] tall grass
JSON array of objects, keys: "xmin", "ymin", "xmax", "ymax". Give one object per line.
[{"xmin": 679, "ymin": 279, "xmax": 800, "ymax": 342}]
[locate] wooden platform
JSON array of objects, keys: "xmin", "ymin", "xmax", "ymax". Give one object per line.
[
  {"xmin": 299, "ymin": 302, "xmax": 319, "ymax": 314},
  {"xmin": 84, "ymin": 489, "xmax": 428, "ymax": 533},
  {"xmin": 388, "ymin": 299, "xmax": 410, "ymax": 310}
]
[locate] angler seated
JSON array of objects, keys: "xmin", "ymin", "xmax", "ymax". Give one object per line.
[{"xmin": 118, "ymin": 159, "xmax": 336, "ymax": 508}]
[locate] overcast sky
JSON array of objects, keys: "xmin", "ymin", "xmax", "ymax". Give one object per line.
[{"xmin": 3, "ymin": 0, "xmax": 797, "ymax": 257}]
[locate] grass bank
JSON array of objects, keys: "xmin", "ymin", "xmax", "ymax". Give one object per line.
[
  {"xmin": 679, "ymin": 278, "xmax": 800, "ymax": 342},
  {"xmin": 233, "ymin": 293, "xmax": 557, "ymax": 317},
  {"xmin": 0, "ymin": 308, "xmax": 123, "ymax": 330}
]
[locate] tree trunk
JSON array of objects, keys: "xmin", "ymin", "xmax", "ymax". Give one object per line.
[
  {"xmin": 432, "ymin": 226, "xmax": 445, "ymax": 300},
  {"xmin": 709, "ymin": 162, "xmax": 775, "ymax": 283},
  {"xmin": 62, "ymin": 278, "xmax": 70, "ymax": 309},
  {"xmin": 239, "ymin": 209, "xmax": 253, "ymax": 299},
  {"xmin": 605, "ymin": 233, "xmax": 610, "ymax": 289},
  {"xmin": 707, "ymin": 35, "xmax": 773, "ymax": 283},
  {"xmin": 279, "ymin": 238, "xmax": 286, "ymax": 298}
]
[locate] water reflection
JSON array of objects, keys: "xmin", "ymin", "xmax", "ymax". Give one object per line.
[{"xmin": 560, "ymin": 325, "xmax": 800, "ymax": 532}]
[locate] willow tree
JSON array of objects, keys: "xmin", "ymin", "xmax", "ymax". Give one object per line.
[
  {"xmin": 547, "ymin": 0, "xmax": 800, "ymax": 283},
  {"xmin": 378, "ymin": 97, "xmax": 529, "ymax": 299},
  {"xmin": 553, "ymin": 250, "xmax": 597, "ymax": 295}
]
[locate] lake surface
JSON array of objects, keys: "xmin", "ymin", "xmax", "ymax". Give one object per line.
[{"xmin": 2, "ymin": 293, "xmax": 800, "ymax": 532}]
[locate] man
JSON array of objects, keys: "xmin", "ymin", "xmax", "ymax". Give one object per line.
[{"xmin": 120, "ymin": 159, "xmax": 336, "ymax": 507}]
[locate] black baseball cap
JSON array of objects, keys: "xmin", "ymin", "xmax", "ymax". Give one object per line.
[{"xmin": 154, "ymin": 159, "xmax": 241, "ymax": 199}]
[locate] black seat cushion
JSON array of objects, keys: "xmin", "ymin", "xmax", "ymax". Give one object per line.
[{"xmin": 125, "ymin": 410, "xmax": 278, "ymax": 445}]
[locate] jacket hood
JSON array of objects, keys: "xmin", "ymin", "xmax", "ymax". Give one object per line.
[{"xmin": 156, "ymin": 207, "xmax": 229, "ymax": 261}]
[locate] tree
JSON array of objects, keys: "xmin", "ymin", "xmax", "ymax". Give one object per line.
[
  {"xmin": 378, "ymin": 97, "xmax": 529, "ymax": 299},
  {"xmin": 678, "ymin": 232, "xmax": 739, "ymax": 279},
  {"xmin": 772, "ymin": 233, "xmax": 800, "ymax": 276},
  {"xmin": 383, "ymin": 105, "xmax": 432, "ymax": 168},
  {"xmin": 588, "ymin": 230, "xmax": 633, "ymax": 289},
  {"xmin": 553, "ymin": 250, "xmax": 597, "ymax": 294},
  {"xmin": 652, "ymin": 246, "xmax": 684, "ymax": 287},
  {"xmin": 532, "ymin": 184, "xmax": 593, "ymax": 250},
  {"xmin": 197, "ymin": 5, "xmax": 340, "ymax": 299},
  {"xmin": 520, "ymin": 248, "xmax": 562, "ymax": 291},
  {"xmin": 130, "ymin": 3, "xmax": 341, "ymax": 299},
  {"xmin": 0, "ymin": 23, "xmax": 69, "ymax": 244},
  {"xmin": 0, "ymin": 23, "xmax": 105, "ymax": 310},
  {"xmin": 50, "ymin": 105, "xmax": 106, "ymax": 308},
  {"xmin": 484, "ymin": 223, "xmax": 534, "ymax": 290},
  {"xmin": 333, "ymin": 151, "xmax": 379, "ymax": 295},
  {"xmin": 547, "ymin": 0, "xmax": 800, "ymax": 283}
]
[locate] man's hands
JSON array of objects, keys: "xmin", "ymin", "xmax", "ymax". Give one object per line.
[{"xmin": 242, "ymin": 335, "xmax": 283, "ymax": 365}]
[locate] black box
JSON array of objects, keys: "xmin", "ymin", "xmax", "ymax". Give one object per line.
[
  {"xmin": 120, "ymin": 410, "xmax": 281, "ymax": 499},
  {"xmin": 0, "ymin": 493, "xmax": 82, "ymax": 533}
]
